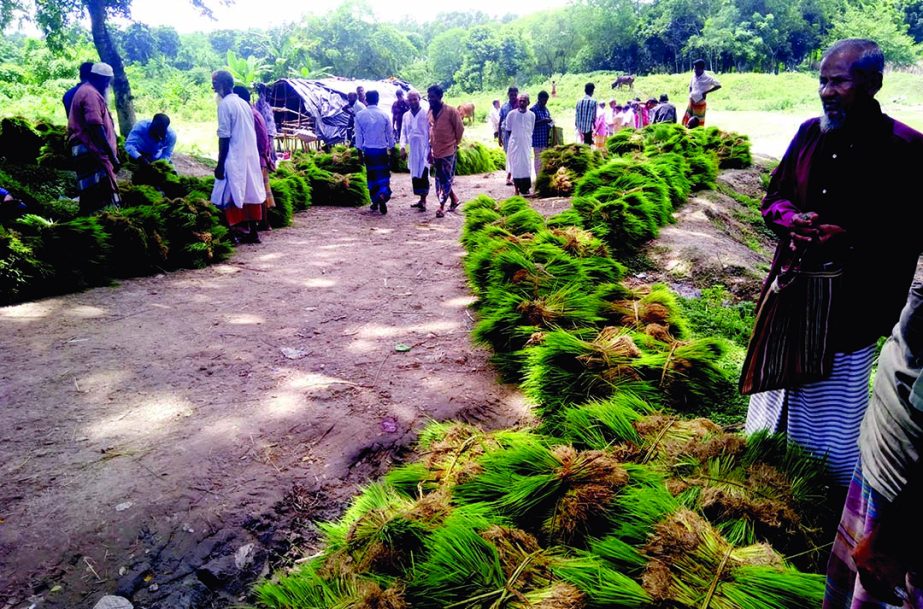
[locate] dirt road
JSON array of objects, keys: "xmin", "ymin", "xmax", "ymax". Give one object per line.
[{"xmin": 0, "ymin": 172, "xmax": 531, "ymax": 609}]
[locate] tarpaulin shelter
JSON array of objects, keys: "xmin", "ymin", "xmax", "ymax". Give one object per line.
[{"xmin": 265, "ymin": 77, "xmax": 414, "ymax": 148}]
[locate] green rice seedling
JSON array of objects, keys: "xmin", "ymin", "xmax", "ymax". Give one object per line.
[
  {"xmin": 463, "ymin": 234, "xmax": 518, "ymax": 296},
  {"xmin": 463, "ymin": 194, "xmax": 500, "ymax": 213},
  {"xmin": 587, "ymin": 536, "xmax": 647, "ymax": 576},
  {"xmin": 16, "ymin": 214, "xmax": 111, "ymax": 293},
  {"xmin": 267, "ymin": 177, "xmax": 294, "ymax": 228},
  {"xmin": 255, "ymin": 560, "xmax": 408, "ymax": 609},
  {"xmin": 558, "ymin": 392, "xmax": 654, "ymax": 451},
  {"xmin": 553, "ymin": 555, "xmax": 651, "ymax": 608},
  {"xmin": 0, "ymin": 116, "xmax": 44, "ymax": 164},
  {"xmin": 536, "ymin": 144, "xmax": 606, "ymax": 196},
  {"xmin": 35, "ymin": 122, "xmax": 71, "ymax": 170},
  {"xmin": 484, "ymin": 244, "xmax": 587, "ymax": 299},
  {"xmin": 575, "ymin": 159, "xmax": 673, "ymax": 228},
  {"xmin": 456, "ymin": 141, "xmax": 502, "ymax": 175},
  {"xmin": 497, "ymin": 196, "xmax": 531, "ymax": 216},
  {"xmin": 647, "ymin": 152, "xmax": 692, "ymax": 207},
  {"xmin": 605, "ymin": 130, "xmax": 646, "ymax": 156},
  {"xmin": 641, "ymin": 337, "xmax": 732, "ymax": 410},
  {"xmin": 131, "ymin": 160, "xmax": 187, "ymax": 198},
  {"xmin": 570, "ymin": 194, "xmax": 655, "ymax": 256},
  {"xmin": 686, "ymin": 151, "xmax": 719, "ymax": 191},
  {"xmin": 455, "ymin": 439, "xmax": 630, "ymax": 545},
  {"xmin": 312, "ymin": 145, "xmax": 364, "ymax": 174},
  {"xmin": 160, "ymin": 197, "xmax": 233, "ymax": 268},
  {"xmin": 383, "ymin": 462, "xmax": 432, "ymax": 497},
  {"xmin": 545, "ymin": 208, "xmax": 584, "ymax": 229},
  {"xmin": 120, "ymin": 204, "xmax": 170, "ymax": 265},
  {"xmin": 507, "ymin": 582, "xmax": 585, "ymax": 609},
  {"xmin": 488, "ymin": 146, "xmax": 507, "ymax": 171},
  {"xmin": 461, "ymin": 207, "xmax": 503, "ymax": 250},
  {"xmin": 300, "ymin": 161, "xmax": 370, "ymax": 206},
  {"xmin": 283, "ymin": 174, "xmax": 312, "ymax": 210},
  {"xmin": 0, "ymin": 165, "xmax": 79, "ymax": 211},
  {"xmin": 639, "ymin": 509, "xmax": 824, "ymax": 608},
  {"xmin": 498, "ymin": 207, "xmax": 545, "ymax": 236},
  {"xmin": 533, "ymin": 226, "xmax": 609, "ymax": 259},
  {"xmin": 522, "ymin": 327, "xmax": 645, "ymax": 418},
  {"xmin": 120, "ymin": 184, "xmax": 164, "ymax": 208},
  {"xmin": 389, "ymin": 145, "xmax": 409, "ymax": 173},
  {"xmin": 0, "ymin": 225, "xmax": 48, "ymax": 305},
  {"xmin": 603, "ymin": 283, "xmax": 689, "ymax": 340},
  {"xmin": 713, "ymin": 129, "xmax": 753, "ymax": 169},
  {"xmin": 640, "ymin": 122, "xmax": 703, "ymax": 157},
  {"xmin": 97, "ymin": 210, "xmax": 163, "ymax": 278},
  {"xmin": 405, "ymin": 505, "xmax": 528, "ymax": 609}
]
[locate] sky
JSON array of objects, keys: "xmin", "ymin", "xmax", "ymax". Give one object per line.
[{"xmin": 120, "ymin": 0, "xmax": 572, "ymax": 33}]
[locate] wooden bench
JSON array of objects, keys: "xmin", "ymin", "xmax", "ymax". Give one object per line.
[{"xmin": 275, "ymin": 110, "xmax": 321, "ymax": 153}]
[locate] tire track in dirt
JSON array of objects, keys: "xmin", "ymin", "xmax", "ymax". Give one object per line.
[{"xmin": 0, "ymin": 171, "xmax": 531, "ymax": 609}]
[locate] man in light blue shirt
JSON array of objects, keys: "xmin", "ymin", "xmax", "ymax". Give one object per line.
[
  {"xmin": 125, "ymin": 113, "xmax": 176, "ymax": 164},
  {"xmin": 354, "ymin": 90, "xmax": 395, "ymax": 215}
]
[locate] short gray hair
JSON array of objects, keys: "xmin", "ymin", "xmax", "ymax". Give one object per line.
[{"xmin": 823, "ymin": 39, "xmax": 885, "ymax": 79}]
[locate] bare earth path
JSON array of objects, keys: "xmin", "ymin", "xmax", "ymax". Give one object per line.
[{"xmin": 0, "ymin": 172, "xmax": 531, "ymax": 609}]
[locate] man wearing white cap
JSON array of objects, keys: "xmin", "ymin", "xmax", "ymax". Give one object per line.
[{"xmin": 67, "ymin": 62, "xmax": 121, "ymax": 214}]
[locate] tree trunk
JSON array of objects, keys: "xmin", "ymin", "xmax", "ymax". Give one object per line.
[{"xmin": 85, "ymin": 0, "xmax": 135, "ymax": 136}]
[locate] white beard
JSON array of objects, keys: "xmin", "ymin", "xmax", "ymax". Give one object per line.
[{"xmin": 821, "ymin": 113, "xmax": 845, "ymax": 132}]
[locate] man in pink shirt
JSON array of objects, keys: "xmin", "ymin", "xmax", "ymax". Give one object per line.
[{"xmin": 67, "ymin": 62, "xmax": 120, "ymax": 214}]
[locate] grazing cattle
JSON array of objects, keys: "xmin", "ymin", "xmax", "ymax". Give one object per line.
[
  {"xmin": 611, "ymin": 75, "xmax": 635, "ymax": 90},
  {"xmin": 457, "ymin": 102, "xmax": 475, "ymax": 125}
]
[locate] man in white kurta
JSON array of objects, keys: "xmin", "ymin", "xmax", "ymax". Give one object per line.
[
  {"xmin": 502, "ymin": 93, "xmax": 536, "ymax": 196},
  {"xmin": 210, "ymin": 70, "xmax": 265, "ymax": 243},
  {"xmin": 399, "ymin": 91, "xmax": 431, "ymax": 211}
]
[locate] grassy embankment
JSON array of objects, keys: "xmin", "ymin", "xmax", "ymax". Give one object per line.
[{"xmin": 5, "ymin": 71, "xmax": 923, "ymax": 159}]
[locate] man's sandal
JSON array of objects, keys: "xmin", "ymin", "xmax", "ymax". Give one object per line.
[
  {"xmin": 436, "ymin": 208, "xmax": 445, "ymax": 218},
  {"xmin": 448, "ymin": 200, "xmax": 460, "ymax": 212}
]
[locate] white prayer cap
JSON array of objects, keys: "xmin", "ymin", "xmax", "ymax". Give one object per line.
[{"xmin": 91, "ymin": 62, "xmax": 114, "ymax": 77}]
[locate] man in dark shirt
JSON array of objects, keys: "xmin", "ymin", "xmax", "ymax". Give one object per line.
[
  {"xmin": 391, "ymin": 89, "xmax": 409, "ymax": 141},
  {"xmin": 744, "ymin": 39, "xmax": 923, "ymax": 488},
  {"xmin": 62, "ymin": 62, "xmax": 94, "ymax": 118},
  {"xmin": 651, "ymin": 94, "xmax": 677, "ymax": 124}
]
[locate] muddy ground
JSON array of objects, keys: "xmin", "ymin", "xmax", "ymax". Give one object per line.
[{"xmin": 0, "ymin": 170, "xmax": 534, "ymax": 609}]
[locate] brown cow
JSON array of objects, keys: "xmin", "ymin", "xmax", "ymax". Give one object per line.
[
  {"xmin": 457, "ymin": 102, "xmax": 475, "ymax": 125},
  {"xmin": 611, "ymin": 75, "xmax": 635, "ymax": 90}
]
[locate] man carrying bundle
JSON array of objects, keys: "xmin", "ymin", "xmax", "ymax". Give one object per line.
[
  {"xmin": 355, "ymin": 90, "xmax": 395, "ymax": 215},
  {"xmin": 210, "ymin": 70, "xmax": 265, "ymax": 244},
  {"xmin": 67, "ymin": 62, "xmax": 121, "ymax": 215}
]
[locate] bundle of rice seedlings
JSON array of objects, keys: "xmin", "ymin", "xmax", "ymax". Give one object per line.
[
  {"xmin": 647, "ymin": 152, "xmax": 692, "ymax": 207},
  {"xmin": 633, "ymin": 415, "xmax": 726, "ymax": 466},
  {"xmin": 640, "ymin": 122, "xmax": 702, "ymax": 157},
  {"xmin": 455, "ymin": 438, "xmax": 630, "ymax": 545},
  {"xmin": 605, "ymin": 130, "xmax": 645, "ymax": 156},
  {"xmin": 131, "ymin": 160, "xmax": 188, "ymax": 198},
  {"xmin": 0, "ymin": 165, "xmax": 79, "ymax": 210},
  {"xmin": 497, "ymin": 206, "xmax": 545, "ymax": 236},
  {"xmin": 575, "ymin": 158, "xmax": 672, "ymax": 228},
  {"xmin": 35, "ymin": 122, "xmax": 71, "ymax": 170},
  {"xmin": 498, "ymin": 196, "xmax": 532, "ymax": 216},
  {"xmin": 0, "ymin": 225, "xmax": 48, "ymax": 305},
  {"xmin": 405, "ymin": 505, "xmax": 543, "ymax": 609},
  {"xmin": 389, "ymin": 145, "xmax": 409, "ymax": 173},
  {"xmin": 307, "ymin": 166, "xmax": 370, "ymax": 207},
  {"xmin": 686, "ymin": 151, "xmax": 719, "ymax": 191},
  {"xmin": 553, "ymin": 555, "xmax": 651, "ymax": 608},
  {"xmin": 558, "ymin": 392, "xmax": 654, "ymax": 452},
  {"xmin": 715, "ymin": 130, "xmax": 753, "ymax": 169},
  {"xmin": 97, "ymin": 210, "xmax": 166, "ymax": 278},
  {"xmin": 463, "ymin": 233, "xmax": 520, "ymax": 296},
  {"xmin": 484, "ymin": 244, "xmax": 588, "ymax": 299},
  {"xmin": 603, "ymin": 284, "xmax": 688, "ymax": 340},
  {"xmin": 255, "ymin": 561, "xmax": 407, "ymax": 609},
  {"xmin": 508, "ymin": 582, "xmax": 585, "ymax": 609},
  {"xmin": 160, "ymin": 197, "xmax": 233, "ymax": 268},
  {"xmin": 570, "ymin": 194, "xmax": 655, "ymax": 256},
  {"xmin": 636, "ymin": 337, "xmax": 732, "ymax": 409},
  {"xmin": 545, "ymin": 208, "xmax": 584, "ymax": 229},
  {"xmin": 463, "ymin": 194, "xmax": 500, "ymax": 213},
  {"xmin": 604, "ymin": 468, "xmax": 681, "ymax": 545},
  {"xmin": 0, "ymin": 116, "xmax": 44, "ymax": 164},
  {"xmin": 120, "ymin": 184, "xmax": 164, "ymax": 208},
  {"xmin": 312, "ymin": 145, "xmax": 364, "ymax": 174},
  {"xmin": 536, "ymin": 144, "xmax": 606, "ymax": 197},
  {"xmin": 456, "ymin": 141, "xmax": 503, "ymax": 176},
  {"xmin": 534, "ymin": 226, "xmax": 609, "ymax": 259},
  {"xmin": 284, "ymin": 173, "xmax": 312, "ymax": 210},
  {"xmin": 15, "ymin": 214, "xmax": 111, "ymax": 293},
  {"xmin": 522, "ymin": 327, "xmax": 646, "ymax": 417},
  {"xmin": 638, "ymin": 509, "xmax": 824, "ymax": 608},
  {"xmin": 461, "ymin": 207, "xmax": 504, "ymax": 251},
  {"xmin": 488, "ymin": 146, "xmax": 507, "ymax": 171},
  {"xmin": 267, "ymin": 177, "xmax": 294, "ymax": 228}
]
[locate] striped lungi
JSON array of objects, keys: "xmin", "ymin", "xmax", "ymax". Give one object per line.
[
  {"xmin": 363, "ymin": 148, "xmax": 392, "ymax": 206},
  {"xmin": 434, "ymin": 154, "xmax": 457, "ymax": 206},
  {"xmin": 71, "ymin": 142, "xmax": 120, "ymax": 214},
  {"xmin": 745, "ymin": 344, "xmax": 876, "ymax": 485},
  {"xmin": 824, "ymin": 462, "xmax": 922, "ymax": 609},
  {"xmin": 682, "ymin": 99, "xmax": 708, "ymax": 127}
]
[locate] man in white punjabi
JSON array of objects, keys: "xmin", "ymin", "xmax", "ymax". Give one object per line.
[
  {"xmin": 503, "ymin": 93, "xmax": 535, "ymax": 196},
  {"xmin": 210, "ymin": 70, "xmax": 266, "ymax": 245},
  {"xmin": 427, "ymin": 85, "xmax": 464, "ymax": 219},
  {"xmin": 400, "ymin": 91, "xmax": 431, "ymax": 211},
  {"xmin": 742, "ymin": 39, "xmax": 923, "ymax": 489},
  {"xmin": 355, "ymin": 90, "xmax": 395, "ymax": 215},
  {"xmin": 498, "ymin": 86, "xmax": 518, "ymax": 186}
]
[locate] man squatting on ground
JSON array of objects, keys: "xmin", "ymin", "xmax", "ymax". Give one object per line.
[
  {"xmin": 427, "ymin": 84, "xmax": 464, "ymax": 218},
  {"xmin": 125, "ymin": 113, "xmax": 177, "ymax": 165},
  {"xmin": 355, "ymin": 90, "xmax": 395, "ymax": 215},
  {"xmin": 400, "ymin": 91, "xmax": 432, "ymax": 211},
  {"xmin": 210, "ymin": 70, "xmax": 266, "ymax": 244}
]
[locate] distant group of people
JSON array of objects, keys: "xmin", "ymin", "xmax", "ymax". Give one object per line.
[{"xmin": 351, "ymin": 84, "xmax": 464, "ymax": 218}]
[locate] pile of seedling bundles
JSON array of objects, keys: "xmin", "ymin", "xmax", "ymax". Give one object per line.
[{"xmin": 252, "ymin": 126, "xmax": 830, "ymax": 608}]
